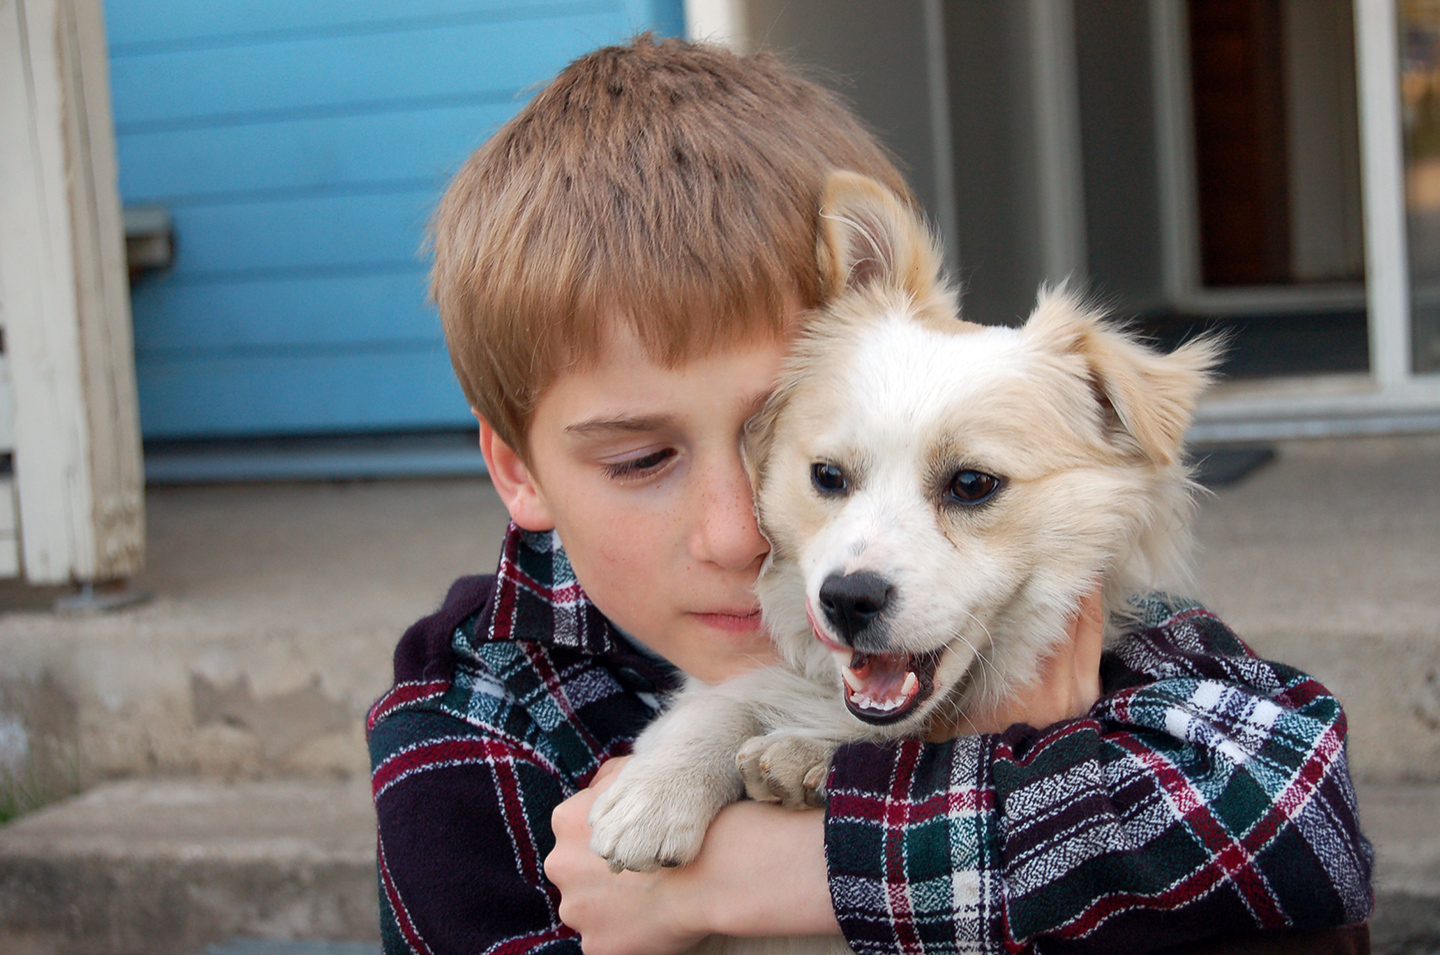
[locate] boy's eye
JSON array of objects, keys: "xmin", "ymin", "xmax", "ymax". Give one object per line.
[
  {"xmin": 603, "ymin": 448, "xmax": 675, "ymax": 479},
  {"xmin": 811, "ymin": 462, "xmax": 847, "ymax": 495}
]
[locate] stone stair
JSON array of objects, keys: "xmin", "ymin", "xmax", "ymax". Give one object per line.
[
  {"xmin": 0, "ymin": 779, "xmax": 378, "ymax": 955},
  {"xmin": 0, "ymin": 776, "xmax": 1436, "ymax": 955}
]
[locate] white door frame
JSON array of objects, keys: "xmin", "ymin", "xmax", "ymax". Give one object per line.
[
  {"xmin": 1150, "ymin": 0, "xmax": 1440, "ymax": 440},
  {"xmin": 0, "ymin": 0, "xmax": 145, "ymax": 583}
]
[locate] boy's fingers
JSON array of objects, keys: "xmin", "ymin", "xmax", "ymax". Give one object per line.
[
  {"xmin": 954, "ymin": 586, "xmax": 1106, "ymax": 734},
  {"xmin": 590, "ymin": 755, "xmax": 630, "ymax": 790},
  {"xmin": 551, "ymin": 756, "xmax": 632, "ymax": 846},
  {"xmin": 552, "ymin": 789, "xmax": 592, "ymax": 841},
  {"xmin": 1071, "ymin": 587, "xmax": 1104, "ymax": 711}
]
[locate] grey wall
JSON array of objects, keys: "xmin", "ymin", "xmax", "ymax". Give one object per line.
[
  {"xmin": 1074, "ymin": 0, "xmax": 1165, "ymax": 312},
  {"xmin": 943, "ymin": 1, "xmax": 1045, "ymax": 324},
  {"xmin": 746, "ymin": 0, "xmax": 950, "ymax": 264},
  {"xmin": 743, "ymin": 0, "xmax": 1175, "ymax": 323}
]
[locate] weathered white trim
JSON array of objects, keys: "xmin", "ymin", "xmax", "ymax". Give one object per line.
[
  {"xmin": 1193, "ymin": 375, "xmax": 1440, "ymax": 441},
  {"xmin": 1166, "ymin": 283, "xmax": 1368, "ymax": 316},
  {"xmin": 0, "ymin": 354, "xmax": 13, "ymax": 455},
  {"xmin": 684, "ymin": 0, "xmax": 746, "ymax": 51},
  {"xmin": 0, "ymin": 0, "xmax": 145, "ymax": 584},
  {"xmin": 1028, "ymin": 0, "xmax": 1087, "ymax": 283},
  {"xmin": 1355, "ymin": 0, "xmax": 1414, "ymax": 389},
  {"xmin": 0, "ymin": 476, "xmax": 17, "ymax": 578},
  {"xmin": 1152, "ymin": 0, "xmax": 1201, "ymax": 303}
]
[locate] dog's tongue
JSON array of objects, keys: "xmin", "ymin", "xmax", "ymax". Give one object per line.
[{"xmin": 839, "ymin": 651, "xmax": 927, "ymax": 723}]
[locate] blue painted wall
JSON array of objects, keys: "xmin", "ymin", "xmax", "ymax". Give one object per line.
[{"xmin": 108, "ymin": 1, "xmax": 685, "ymax": 438}]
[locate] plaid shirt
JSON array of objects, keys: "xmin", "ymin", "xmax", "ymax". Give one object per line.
[{"xmin": 367, "ymin": 523, "xmax": 1372, "ymax": 955}]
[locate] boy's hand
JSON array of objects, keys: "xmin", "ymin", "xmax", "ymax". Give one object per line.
[
  {"xmin": 943, "ymin": 586, "xmax": 1105, "ymax": 737},
  {"xmin": 547, "ymin": 757, "xmax": 839, "ymax": 955},
  {"xmin": 547, "ymin": 757, "xmax": 703, "ymax": 955}
]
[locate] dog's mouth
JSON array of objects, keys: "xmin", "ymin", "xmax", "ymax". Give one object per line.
[
  {"xmin": 806, "ymin": 600, "xmax": 939, "ymax": 724},
  {"xmin": 839, "ymin": 649, "xmax": 939, "ymax": 724}
]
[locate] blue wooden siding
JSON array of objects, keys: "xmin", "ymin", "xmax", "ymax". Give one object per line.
[{"xmin": 108, "ymin": 0, "xmax": 683, "ymax": 438}]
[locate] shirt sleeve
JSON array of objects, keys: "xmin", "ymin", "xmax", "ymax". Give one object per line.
[
  {"xmin": 823, "ymin": 600, "xmax": 1374, "ymax": 955},
  {"xmin": 369, "ymin": 702, "xmax": 582, "ymax": 955}
]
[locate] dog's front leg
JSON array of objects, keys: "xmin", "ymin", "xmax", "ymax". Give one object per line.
[{"xmin": 588, "ymin": 676, "xmax": 763, "ymax": 873}]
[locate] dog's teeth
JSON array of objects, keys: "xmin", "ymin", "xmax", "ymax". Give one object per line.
[
  {"xmin": 842, "ymin": 667, "xmax": 863, "ymax": 692},
  {"xmin": 901, "ymin": 671, "xmax": 918, "ymax": 698}
]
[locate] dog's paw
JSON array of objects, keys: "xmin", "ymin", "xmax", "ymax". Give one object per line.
[
  {"xmin": 587, "ymin": 768, "xmax": 715, "ymax": 873},
  {"xmin": 736, "ymin": 734, "xmax": 834, "ymax": 809}
]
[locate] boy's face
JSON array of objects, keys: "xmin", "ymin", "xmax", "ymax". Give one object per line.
[{"xmin": 484, "ymin": 318, "xmax": 790, "ymax": 684}]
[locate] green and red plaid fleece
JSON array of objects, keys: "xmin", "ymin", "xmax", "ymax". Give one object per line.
[{"xmin": 367, "ymin": 524, "xmax": 1372, "ymax": 955}]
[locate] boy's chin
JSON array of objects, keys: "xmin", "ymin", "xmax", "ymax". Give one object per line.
[{"xmin": 674, "ymin": 626, "xmax": 780, "ymax": 684}]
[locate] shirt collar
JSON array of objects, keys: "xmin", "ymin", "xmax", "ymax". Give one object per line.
[{"xmin": 475, "ymin": 521, "xmax": 682, "ymax": 691}]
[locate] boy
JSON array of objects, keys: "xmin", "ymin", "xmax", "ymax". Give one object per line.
[{"xmin": 367, "ymin": 36, "xmax": 1373, "ymax": 955}]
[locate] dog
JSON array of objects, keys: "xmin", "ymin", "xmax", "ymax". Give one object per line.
[{"xmin": 586, "ymin": 171, "xmax": 1219, "ymax": 953}]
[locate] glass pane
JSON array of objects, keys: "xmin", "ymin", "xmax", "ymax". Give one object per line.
[{"xmin": 1400, "ymin": 0, "xmax": 1440, "ymax": 372}]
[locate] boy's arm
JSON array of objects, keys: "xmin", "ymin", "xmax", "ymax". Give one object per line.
[
  {"xmin": 826, "ymin": 600, "xmax": 1374, "ymax": 955},
  {"xmin": 543, "ymin": 592, "xmax": 1105, "ymax": 952},
  {"xmin": 547, "ymin": 759, "xmax": 838, "ymax": 955},
  {"xmin": 370, "ymin": 702, "xmax": 583, "ymax": 955}
]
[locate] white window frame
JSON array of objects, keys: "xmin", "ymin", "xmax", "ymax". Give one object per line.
[{"xmin": 1151, "ymin": 0, "xmax": 1440, "ymax": 441}]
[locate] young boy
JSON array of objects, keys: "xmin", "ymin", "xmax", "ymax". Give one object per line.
[{"xmin": 367, "ymin": 36, "xmax": 1373, "ymax": 955}]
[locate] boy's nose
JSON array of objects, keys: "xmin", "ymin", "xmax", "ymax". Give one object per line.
[{"xmin": 691, "ymin": 458, "xmax": 768, "ymax": 571}]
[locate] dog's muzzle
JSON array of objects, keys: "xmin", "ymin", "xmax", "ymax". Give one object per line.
[
  {"xmin": 813, "ymin": 572, "xmax": 936, "ymax": 724},
  {"xmin": 818, "ymin": 571, "xmax": 892, "ymax": 648}
]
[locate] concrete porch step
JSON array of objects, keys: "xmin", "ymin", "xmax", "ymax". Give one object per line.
[
  {"xmin": 194, "ymin": 944, "xmax": 378, "ymax": 955},
  {"xmin": 0, "ymin": 778, "xmax": 379, "ymax": 955},
  {"xmin": 193, "ymin": 942, "xmax": 379, "ymax": 955},
  {"xmin": 0, "ymin": 776, "xmax": 1436, "ymax": 955}
]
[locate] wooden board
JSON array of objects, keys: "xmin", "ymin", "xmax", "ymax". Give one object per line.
[
  {"xmin": 116, "ymin": 101, "xmax": 518, "ymax": 202},
  {"xmin": 136, "ymin": 349, "xmax": 469, "ymax": 437},
  {"xmin": 105, "ymin": 0, "xmax": 669, "ymax": 50},
  {"xmin": 108, "ymin": 12, "xmax": 630, "ymax": 129},
  {"xmin": 108, "ymin": 1, "xmax": 682, "ymax": 437},
  {"xmin": 131, "ymin": 270, "xmax": 435, "ymax": 354}
]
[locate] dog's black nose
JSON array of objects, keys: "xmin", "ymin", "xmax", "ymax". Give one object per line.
[{"xmin": 819, "ymin": 571, "xmax": 893, "ymax": 646}]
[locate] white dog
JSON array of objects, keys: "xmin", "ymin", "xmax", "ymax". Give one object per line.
[{"xmin": 586, "ymin": 171, "xmax": 1219, "ymax": 953}]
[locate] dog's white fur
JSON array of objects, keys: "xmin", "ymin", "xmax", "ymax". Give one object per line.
[{"xmin": 586, "ymin": 172, "xmax": 1219, "ymax": 954}]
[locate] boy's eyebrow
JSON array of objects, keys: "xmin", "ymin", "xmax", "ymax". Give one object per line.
[
  {"xmin": 564, "ymin": 414, "xmax": 675, "ymax": 437},
  {"xmin": 564, "ymin": 391, "xmax": 775, "ymax": 439}
]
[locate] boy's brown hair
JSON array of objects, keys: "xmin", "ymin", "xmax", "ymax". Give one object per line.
[{"xmin": 431, "ymin": 34, "xmax": 912, "ymax": 458}]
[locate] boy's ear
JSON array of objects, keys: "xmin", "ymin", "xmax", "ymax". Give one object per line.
[
  {"xmin": 817, "ymin": 170, "xmax": 944, "ymax": 303},
  {"xmin": 477, "ymin": 413, "xmax": 555, "ymax": 531}
]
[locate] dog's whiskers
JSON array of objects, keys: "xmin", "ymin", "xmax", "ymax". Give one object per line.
[{"xmin": 955, "ymin": 611, "xmax": 1007, "ymax": 705}]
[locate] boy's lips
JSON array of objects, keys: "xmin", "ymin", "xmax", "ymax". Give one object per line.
[{"xmin": 692, "ymin": 607, "xmax": 763, "ymax": 632}]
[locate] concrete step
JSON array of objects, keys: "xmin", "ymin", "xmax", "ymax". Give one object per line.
[
  {"xmin": 1362, "ymin": 783, "xmax": 1440, "ymax": 954},
  {"xmin": 193, "ymin": 944, "xmax": 378, "ymax": 955},
  {"xmin": 192, "ymin": 942, "xmax": 379, "ymax": 955},
  {"xmin": 0, "ymin": 778, "xmax": 378, "ymax": 955},
  {"xmin": 1, "ymin": 776, "xmax": 1437, "ymax": 955}
]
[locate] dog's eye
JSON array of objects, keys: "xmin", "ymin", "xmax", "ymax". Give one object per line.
[
  {"xmin": 811, "ymin": 462, "xmax": 847, "ymax": 494},
  {"xmin": 947, "ymin": 469, "xmax": 1000, "ymax": 505}
]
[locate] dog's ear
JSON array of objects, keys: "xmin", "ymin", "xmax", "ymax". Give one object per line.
[
  {"xmin": 1025, "ymin": 289, "xmax": 1222, "ymax": 466},
  {"xmin": 742, "ymin": 373, "xmax": 793, "ymax": 494},
  {"xmin": 818, "ymin": 171, "xmax": 944, "ymax": 302}
]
